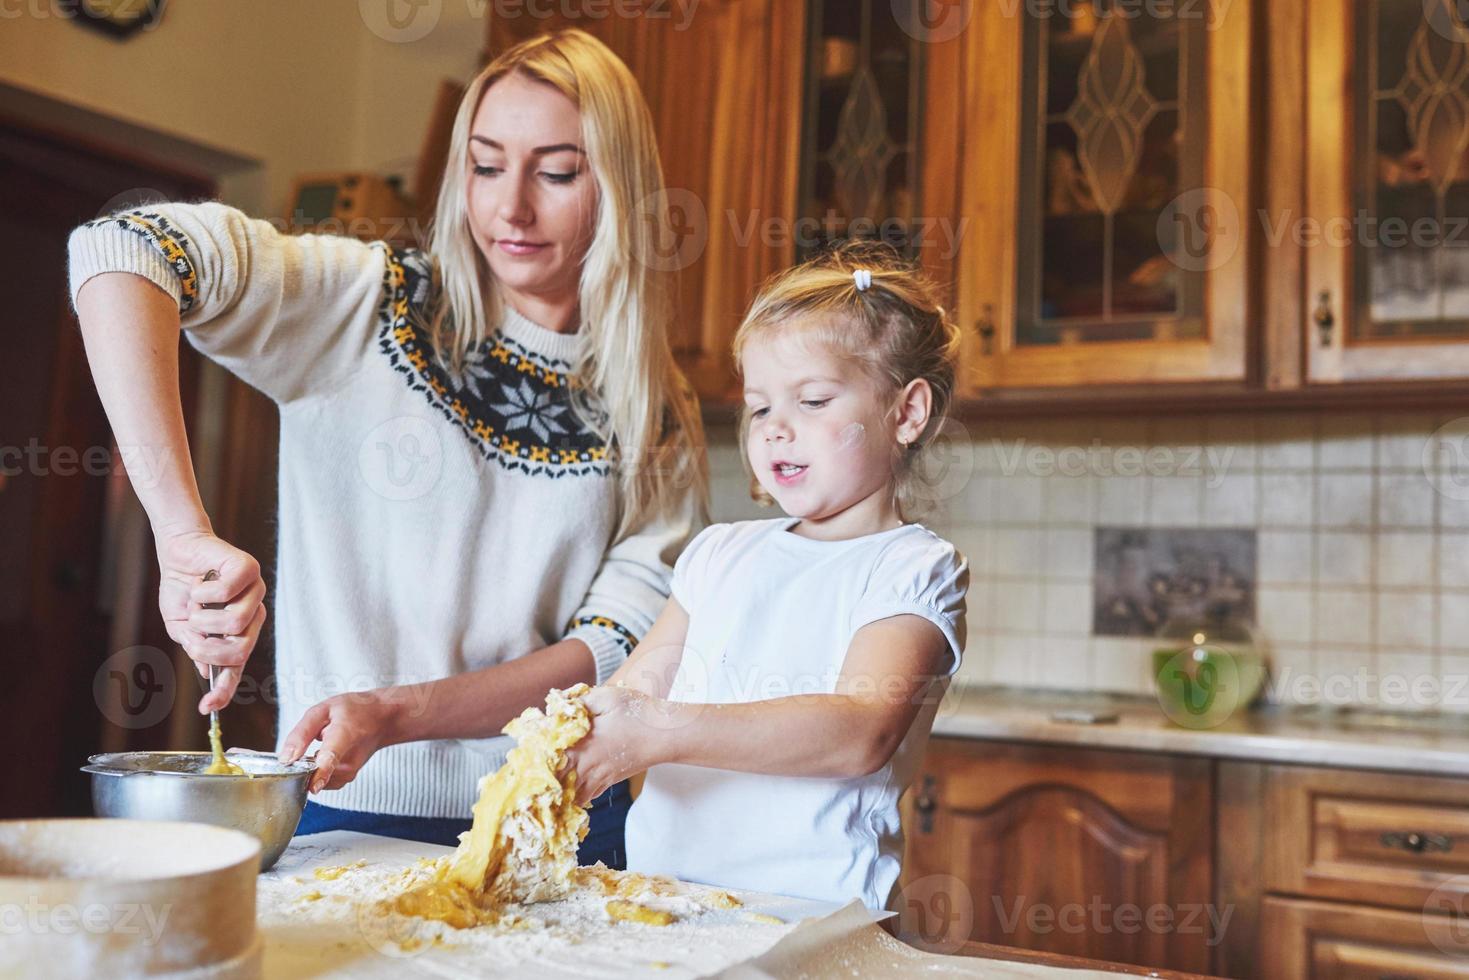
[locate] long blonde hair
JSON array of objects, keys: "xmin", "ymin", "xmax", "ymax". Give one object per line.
[
  {"xmin": 426, "ymin": 29, "xmax": 707, "ymax": 537},
  {"xmin": 733, "ymin": 240, "xmax": 962, "ymax": 521}
]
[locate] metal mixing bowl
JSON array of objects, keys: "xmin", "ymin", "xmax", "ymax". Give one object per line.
[{"xmin": 81, "ymin": 749, "xmax": 316, "ymax": 871}]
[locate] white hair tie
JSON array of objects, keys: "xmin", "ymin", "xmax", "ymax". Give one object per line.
[{"xmin": 853, "ymin": 269, "xmax": 872, "ymax": 292}]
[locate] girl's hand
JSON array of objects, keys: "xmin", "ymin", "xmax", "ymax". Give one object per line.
[
  {"xmin": 565, "ymin": 685, "xmax": 669, "ymax": 806},
  {"xmin": 155, "ymin": 528, "xmax": 266, "ymax": 712},
  {"xmin": 280, "ymin": 691, "xmax": 404, "ymax": 794}
]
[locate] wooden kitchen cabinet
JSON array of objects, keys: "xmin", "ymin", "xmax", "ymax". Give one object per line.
[
  {"xmin": 910, "ymin": 742, "xmax": 1469, "ymax": 978},
  {"xmin": 1289, "ymin": 0, "xmax": 1469, "ymax": 382},
  {"xmin": 1259, "ymin": 897, "xmax": 1469, "ymax": 979},
  {"xmin": 900, "ymin": 738, "xmax": 1215, "ymax": 974},
  {"xmin": 945, "ymin": 0, "xmax": 1255, "ymax": 392}
]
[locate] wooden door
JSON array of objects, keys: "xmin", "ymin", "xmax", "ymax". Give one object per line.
[{"xmin": 0, "ymin": 117, "xmax": 213, "ymax": 816}]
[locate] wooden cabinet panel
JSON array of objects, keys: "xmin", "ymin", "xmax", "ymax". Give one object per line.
[
  {"xmin": 951, "ymin": 0, "xmax": 1255, "ymax": 391},
  {"xmin": 1263, "ymin": 764, "xmax": 1469, "ymax": 912},
  {"xmin": 1299, "ymin": 0, "xmax": 1469, "ymax": 382},
  {"xmin": 1260, "ymin": 897, "xmax": 1469, "ymax": 980},
  {"xmin": 902, "ymin": 738, "xmax": 1214, "ymax": 974}
]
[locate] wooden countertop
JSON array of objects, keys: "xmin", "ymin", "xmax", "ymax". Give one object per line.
[{"xmin": 933, "ymin": 686, "xmax": 1469, "ymax": 777}]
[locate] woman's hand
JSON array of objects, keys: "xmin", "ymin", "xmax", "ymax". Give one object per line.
[
  {"xmin": 279, "ymin": 691, "xmax": 406, "ymax": 794},
  {"xmin": 155, "ymin": 528, "xmax": 266, "ymax": 712},
  {"xmin": 564, "ymin": 685, "xmax": 672, "ymax": 806}
]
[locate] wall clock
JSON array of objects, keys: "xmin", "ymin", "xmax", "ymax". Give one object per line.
[{"xmin": 59, "ymin": 0, "xmax": 166, "ymax": 40}]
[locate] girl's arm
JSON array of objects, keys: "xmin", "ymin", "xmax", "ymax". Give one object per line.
[
  {"xmin": 565, "ymin": 613, "xmax": 953, "ymax": 804},
  {"xmin": 604, "ymin": 596, "xmax": 691, "ymax": 697}
]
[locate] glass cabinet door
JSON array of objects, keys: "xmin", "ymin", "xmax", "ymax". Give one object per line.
[
  {"xmin": 958, "ymin": 0, "xmax": 1252, "ymax": 390},
  {"xmin": 1307, "ymin": 0, "xmax": 1469, "ymax": 381}
]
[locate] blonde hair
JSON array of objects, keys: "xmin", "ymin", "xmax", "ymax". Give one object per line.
[
  {"xmin": 425, "ymin": 29, "xmax": 707, "ymax": 537},
  {"xmin": 732, "ymin": 240, "xmax": 962, "ymax": 521}
]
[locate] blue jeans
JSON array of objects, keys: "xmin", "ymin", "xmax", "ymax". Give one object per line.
[{"xmin": 294, "ymin": 780, "xmax": 631, "ymax": 869}]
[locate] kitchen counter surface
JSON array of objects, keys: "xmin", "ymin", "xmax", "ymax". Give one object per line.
[
  {"xmin": 257, "ymin": 831, "xmax": 1192, "ymax": 977},
  {"xmin": 934, "ymin": 686, "xmax": 1469, "ymax": 777}
]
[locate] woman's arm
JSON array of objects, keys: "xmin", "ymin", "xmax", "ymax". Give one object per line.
[
  {"xmin": 279, "ymin": 598, "xmax": 692, "ymax": 793},
  {"xmin": 565, "ymin": 613, "xmax": 953, "ymax": 804},
  {"xmin": 74, "ymin": 272, "xmax": 266, "ymax": 710}
]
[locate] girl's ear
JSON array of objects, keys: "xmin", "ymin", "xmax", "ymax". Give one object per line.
[{"xmin": 892, "ymin": 378, "xmax": 933, "ymax": 448}]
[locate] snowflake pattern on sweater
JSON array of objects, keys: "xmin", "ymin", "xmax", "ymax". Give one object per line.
[{"xmin": 376, "ymin": 244, "xmax": 615, "ymax": 479}]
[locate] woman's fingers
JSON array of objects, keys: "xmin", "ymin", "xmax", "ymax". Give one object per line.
[
  {"xmin": 311, "ymin": 748, "xmax": 339, "ymax": 794},
  {"xmin": 189, "ymin": 552, "xmax": 263, "ymax": 607},
  {"xmin": 188, "ymin": 577, "xmax": 266, "ymax": 635},
  {"xmin": 198, "ymin": 665, "xmax": 241, "ymax": 713},
  {"xmin": 281, "ymin": 702, "xmax": 331, "ymax": 765}
]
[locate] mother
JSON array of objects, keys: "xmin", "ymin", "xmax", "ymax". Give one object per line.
[{"xmin": 68, "ymin": 29, "xmax": 707, "ymax": 866}]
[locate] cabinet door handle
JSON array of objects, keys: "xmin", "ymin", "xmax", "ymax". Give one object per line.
[
  {"xmin": 974, "ymin": 304, "xmax": 996, "ymax": 356},
  {"xmin": 1313, "ymin": 290, "xmax": 1335, "ymax": 347},
  {"xmin": 914, "ymin": 775, "xmax": 937, "ymax": 834},
  {"xmin": 1379, "ymin": 831, "xmax": 1453, "ymax": 854}
]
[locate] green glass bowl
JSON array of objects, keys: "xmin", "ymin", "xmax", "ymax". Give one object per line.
[{"xmin": 1152, "ymin": 646, "xmax": 1266, "ymax": 729}]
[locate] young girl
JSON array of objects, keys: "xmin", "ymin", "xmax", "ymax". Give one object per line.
[{"xmin": 565, "ymin": 241, "xmax": 969, "ymax": 911}]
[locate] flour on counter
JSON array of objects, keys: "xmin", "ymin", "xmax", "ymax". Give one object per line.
[{"xmin": 258, "ymin": 836, "xmax": 819, "ymax": 979}]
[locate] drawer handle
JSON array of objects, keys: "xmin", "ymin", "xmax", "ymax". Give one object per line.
[{"xmin": 1379, "ymin": 831, "xmax": 1453, "ymax": 854}]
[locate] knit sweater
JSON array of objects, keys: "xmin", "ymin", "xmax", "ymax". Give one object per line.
[{"xmin": 67, "ymin": 202, "xmax": 702, "ymax": 818}]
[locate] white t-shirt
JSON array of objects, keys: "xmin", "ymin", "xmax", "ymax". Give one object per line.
[{"xmin": 624, "ymin": 516, "xmax": 969, "ymax": 911}]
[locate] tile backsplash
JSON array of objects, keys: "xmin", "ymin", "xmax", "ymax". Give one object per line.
[{"xmin": 705, "ymin": 412, "xmax": 1469, "ymax": 713}]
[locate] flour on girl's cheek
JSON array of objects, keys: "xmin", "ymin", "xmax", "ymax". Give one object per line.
[{"xmin": 838, "ymin": 422, "xmax": 866, "ymax": 450}]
